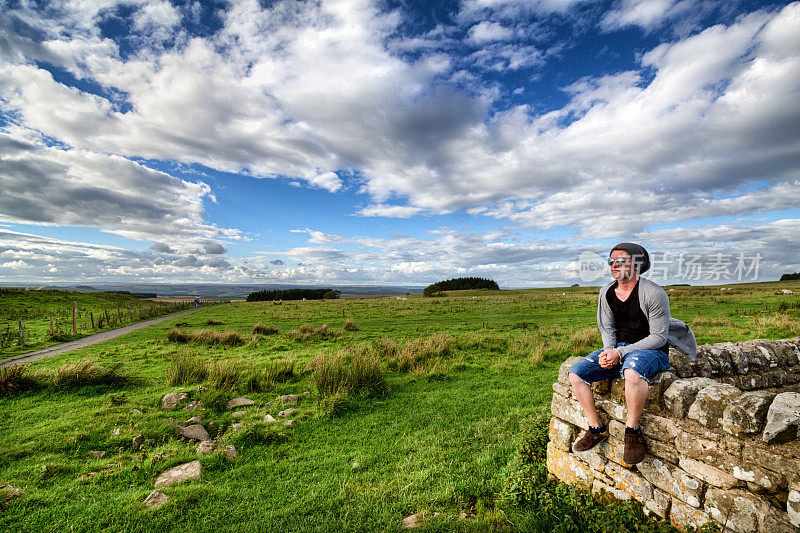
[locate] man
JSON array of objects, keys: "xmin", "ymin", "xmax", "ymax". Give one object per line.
[{"xmin": 568, "ymin": 243, "xmax": 673, "ymax": 465}]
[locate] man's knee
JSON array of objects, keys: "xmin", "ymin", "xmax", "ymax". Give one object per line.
[{"xmin": 623, "ymin": 368, "xmax": 646, "ymax": 386}]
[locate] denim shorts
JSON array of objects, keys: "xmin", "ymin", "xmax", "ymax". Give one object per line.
[{"xmin": 569, "ymin": 342, "xmax": 671, "ymax": 383}]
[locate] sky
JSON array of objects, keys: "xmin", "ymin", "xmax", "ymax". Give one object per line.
[{"xmin": 0, "ymin": 0, "xmax": 799, "ymax": 288}]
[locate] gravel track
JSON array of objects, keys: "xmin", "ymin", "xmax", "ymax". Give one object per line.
[{"xmin": 0, "ymin": 308, "xmax": 201, "ymax": 368}]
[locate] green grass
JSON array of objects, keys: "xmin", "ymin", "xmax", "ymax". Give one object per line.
[{"xmin": 1, "ymin": 280, "xmax": 800, "ymax": 531}]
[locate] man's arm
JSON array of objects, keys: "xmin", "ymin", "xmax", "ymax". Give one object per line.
[{"xmin": 597, "ymin": 283, "xmax": 617, "ymax": 350}]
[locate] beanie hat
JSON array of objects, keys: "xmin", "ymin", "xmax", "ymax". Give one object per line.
[{"xmin": 611, "ymin": 242, "xmax": 650, "ymax": 274}]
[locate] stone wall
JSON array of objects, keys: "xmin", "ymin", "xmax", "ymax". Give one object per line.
[{"xmin": 547, "ymin": 338, "xmax": 800, "ymax": 532}]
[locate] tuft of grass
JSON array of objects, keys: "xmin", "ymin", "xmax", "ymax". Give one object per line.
[
  {"xmin": 568, "ymin": 327, "xmax": 600, "ymax": 352},
  {"xmin": 0, "ymin": 365, "xmax": 41, "ymax": 397},
  {"xmin": 206, "ymin": 319, "xmax": 224, "ymax": 325},
  {"xmin": 166, "ymin": 353, "xmax": 209, "ymax": 386},
  {"xmin": 209, "ymin": 359, "xmax": 240, "ymax": 390},
  {"xmin": 52, "ymin": 359, "xmax": 131, "ymax": 388},
  {"xmin": 312, "ymin": 346, "xmax": 386, "ymax": 402},
  {"xmin": 343, "ymin": 318, "xmax": 359, "ymax": 331},
  {"xmin": 691, "ymin": 316, "xmax": 734, "ymax": 327},
  {"xmin": 264, "ymin": 358, "xmax": 296, "ymax": 385},
  {"xmin": 288, "ymin": 323, "xmax": 338, "ymax": 341},
  {"xmin": 167, "ymin": 329, "xmax": 244, "ymax": 346},
  {"xmin": 389, "ymin": 332, "xmax": 454, "ymax": 373},
  {"xmin": 226, "ymin": 421, "xmax": 287, "ymax": 447},
  {"xmin": 252, "ymin": 323, "xmax": 279, "ymax": 335}
]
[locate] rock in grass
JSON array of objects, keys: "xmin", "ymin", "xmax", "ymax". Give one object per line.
[
  {"xmin": 183, "ymin": 401, "xmax": 203, "ymax": 411},
  {"xmin": 278, "ymin": 408, "xmax": 298, "ymax": 418},
  {"xmin": 154, "ymin": 460, "xmax": 201, "ymax": 488},
  {"xmin": 264, "ymin": 414, "xmax": 276, "ymax": 423},
  {"xmin": 89, "ymin": 450, "xmax": 106, "ymax": 459},
  {"xmin": 177, "ymin": 424, "xmax": 210, "ymax": 442},
  {"xmin": 160, "ymin": 392, "xmax": 189, "ymax": 410},
  {"xmin": 230, "ymin": 422, "xmax": 244, "ymax": 432},
  {"xmin": 280, "ymin": 394, "xmax": 299, "ymax": 405},
  {"xmin": 402, "ymin": 514, "xmax": 419, "ymax": 529},
  {"xmin": 283, "ymin": 420, "xmax": 294, "ymax": 427},
  {"xmin": 224, "ymin": 446, "xmax": 237, "ymax": 459},
  {"xmin": 196, "ymin": 440, "xmax": 220, "ymax": 455},
  {"xmin": 143, "ymin": 490, "xmax": 168, "ymax": 509},
  {"xmin": 132, "ymin": 435, "xmax": 144, "ymax": 450},
  {"xmin": 187, "ymin": 415, "xmax": 204, "ymax": 424},
  {"xmin": 226, "ymin": 397, "xmax": 255, "ymax": 409}
]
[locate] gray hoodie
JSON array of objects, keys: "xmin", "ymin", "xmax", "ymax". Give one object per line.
[{"xmin": 597, "ymin": 277, "xmax": 697, "ymax": 360}]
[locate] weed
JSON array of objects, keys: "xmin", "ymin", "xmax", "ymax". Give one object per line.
[
  {"xmin": 167, "ymin": 353, "xmax": 209, "ymax": 386},
  {"xmin": 167, "ymin": 329, "xmax": 190, "ymax": 343},
  {"xmin": 253, "ymin": 323, "xmax": 279, "ymax": 335},
  {"xmin": 691, "ymin": 316, "xmax": 734, "ymax": 327},
  {"xmin": 109, "ymin": 392, "xmax": 127, "ymax": 405},
  {"xmin": 206, "ymin": 319, "xmax": 224, "ymax": 325},
  {"xmin": 227, "ymin": 421, "xmax": 287, "ymax": 447},
  {"xmin": 0, "ymin": 365, "xmax": 41, "ymax": 396},
  {"xmin": 199, "ymin": 388, "xmax": 233, "ymax": 413},
  {"xmin": 389, "ymin": 332, "xmax": 454, "ymax": 372},
  {"xmin": 52, "ymin": 359, "xmax": 131, "ymax": 388},
  {"xmin": 568, "ymin": 327, "xmax": 600, "ymax": 352},
  {"xmin": 168, "ymin": 328, "xmax": 244, "ymax": 346},
  {"xmin": 288, "ymin": 324, "xmax": 338, "ymax": 341},
  {"xmin": 343, "ymin": 318, "xmax": 359, "ymax": 331},
  {"xmin": 209, "ymin": 360, "xmax": 240, "ymax": 390},
  {"xmin": 264, "ymin": 358, "xmax": 296, "ymax": 386},
  {"xmin": 312, "ymin": 346, "xmax": 386, "ymax": 401}
]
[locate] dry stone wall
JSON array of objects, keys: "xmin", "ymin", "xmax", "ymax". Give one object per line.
[{"xmin": 547, "ymin": 337, "xmax": 800, "ymax": 532}]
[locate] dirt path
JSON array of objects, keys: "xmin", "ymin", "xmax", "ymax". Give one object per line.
[{"xmin": 0, "ymin": 308, "xmax": 201, "ymax": 368}]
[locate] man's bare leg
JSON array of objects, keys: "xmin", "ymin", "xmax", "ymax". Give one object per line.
[
  {"xmin": 569, "ymin": 372, "xmax": 603, "ymax": 427},
  {"xmin": 623, "ymin": 369, "xmax": 648, "ymax": 427}
]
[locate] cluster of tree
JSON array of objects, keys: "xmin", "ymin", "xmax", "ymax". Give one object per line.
[
  {"xmin": 780, "ymin": 272, "xmax": 800, "ymax": 281},
  {"xmin": 246, "ymin": 288, "xmax": 340, "ymax": 302},
  {"xmin": 423, "ymin": 277, "xmax": 499, "ymax": 297},
  {"xmin": 105, "ymin": 290, "xmax": 158, "ymax": 299}
]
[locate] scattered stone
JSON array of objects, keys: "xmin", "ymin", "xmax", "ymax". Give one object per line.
[
  {"xmin": 183, "ymin": 401, "xmax": 203, "ymax": 411},
  {"xmin": 132, "ymin": 408, "xmax": 143, "ymax": 415},
  {"xmin": 160, "ymin": 392, "xmax": 189, "ymax": 410},
  {"xmin": 402, "ymin": 514, "xmax": 419, "ymax": 529},
  {"xmin": 187, "ymin": 415, "xmax": 205, "ymax": 424},
  {"xmin": 154, "ymin": 460, "xmax": 201, "ymax": 488},
  {"xmin": 278, "ymin": 408, "xmax": 298, "ymax": 418},
  {"xmin": 722, "ymin": 391, "xmax": 777, "ymax": 436},
  {"xmin": 152, "ymin": 452, "xmax": 170, "ymax": 461},
  {"xmin": 283, "ymin": 420, "xmax": 294, "ymax": 427},
  {"xmin": 132, "ymin": 435, "xmax": 144, "ymax": 450},
  {"xmin": 224, "ymin": 446, "xmax": 237, "ymax": 459},
  {"xmin": 280, "ymin": 394, "xmax": 299, "ymax": 405},
  {"xmin": 89, "ymin": 450, "xmax": 106, "ymax": 459},
  {"xmin": 177, "ymin": 424, "xmax": 210, "ymax": 442},
  {"xmin": 232, "ymin": 410, "xmax": 247, "ymax": 419},
  {"xmin": 230, "ymin": 423, "xmax": 244, "ymax": 432},
  {"xmin": 763, "ymin": 392, "xmax": 800, "ymax": 444},
  {"xmin": 196, "ymin": 440, "xmax": 220, "ymax": 455},
  {"xmin": 226, "ymin": 397, "xmax": 255, "ymax": 409},
  {"xmin": 143, "ymin": 490, "xmax": 168, "ymax": 509},
  {"xmin": 111, "ymin": 428, "xmax": 121, "ymax": 436},
  {"xmin": 264, "ymin": 414, "xmax": 276, "ymax": 423},
  {"xmin": 1, "ymin": 485, "xmax": 22, "ymax": 503},
  {"xmin": 687, "ymin": 383, "xmax": 742, "ymax": 428}
]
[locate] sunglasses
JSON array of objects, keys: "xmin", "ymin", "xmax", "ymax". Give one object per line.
[{"xmin": 607, "ymin": 258, "xmax": 630, "ymax": 266}]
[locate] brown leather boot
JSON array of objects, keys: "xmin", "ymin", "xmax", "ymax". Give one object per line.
[
  {"xmin": 623, "ymin": 430, "xmax": 646, "ymax": 465},
  {"xmin": 572, "ymin": 428, "xmax": 608, "ymax": 452}
]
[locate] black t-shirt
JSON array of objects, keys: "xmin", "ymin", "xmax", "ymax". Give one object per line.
[{"xmin": 607, "ymin": 280, "xmax": 662, "ymax": 348}]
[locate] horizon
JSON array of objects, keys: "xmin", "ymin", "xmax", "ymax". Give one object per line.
[{"xmin": 1, "ymin": 0, "xmax": 799, "ymax": 288}]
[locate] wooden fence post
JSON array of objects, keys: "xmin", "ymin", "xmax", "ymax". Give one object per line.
[
  {"xmin": 18, "ymin": 321, "xmax": 24, "ymax": 345},
  {"xmin": 72, "ymin": 301, "xmax": 77, "ymax": 334},
  {"xmin": 90, "ymin": 312, "xmax": 95, "ymax": 329}
]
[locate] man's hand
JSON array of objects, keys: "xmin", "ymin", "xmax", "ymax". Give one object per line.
[{"xmin": 598, "ymin": 349, "xmax": 621, "ymax": 369}]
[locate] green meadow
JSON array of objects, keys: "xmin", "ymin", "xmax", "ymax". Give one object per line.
[{"xmin": 2, "ymin": 282, "xmax": 800, "ymax": 532}]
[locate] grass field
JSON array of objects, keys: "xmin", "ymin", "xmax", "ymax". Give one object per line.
[{"xmin": 1, "ymin": 281, "xmax": 800, "ymax": 532}]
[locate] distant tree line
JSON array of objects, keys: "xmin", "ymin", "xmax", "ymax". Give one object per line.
[
  {"xmin": 423, "ymin": 277, "xmax": 499, "ymax": 297},
  {"xmin": 105, "ymin": 290, "xmax": 158, "ymax": 298},
  {"xmin": 246, "ymin": 288, "xmax": 341, "ymax": 302},
  {"xmin": 780, "ymin": 272, "xmax": 800, "ymax": 281}
]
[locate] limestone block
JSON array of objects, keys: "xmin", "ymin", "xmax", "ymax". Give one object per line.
[
  {"xmin": 640, "ymin": 412, "xmax": 680, "ymax": 443},
  {"xmin": 788, "ymin": 483, "xmax": 800, "ymax": 528},
  {"xmin": 704, "ymin": 488, "xmax": 771, "ymax": 533},
  {"xmin": 722, "ymin": 391, "xmax": 777, "ymax": 436},
  {"xmin": 548, "ymin": 418, "xmax": 578, "ymax": 452},
  {"xmin": 558, "ymin": 356, "xmax": 583, "ymax": 385},
  {"xmin": 573, "ymin": 447, "xmax": 607, "ymax": 472},
  {"xmin": 160, "ymin": 392, "xmax": 189, "ymax": 410},
  {"xmin": 605, "ymin": 461, "xmax": 653, "ymax": 504},
  {"xmin": 143, "ymin": 490, "xmax": 168, "ymax": 509},
  {"xmin": 697, "ymin": 344, "xmax": 735, "ymax": 376},
  {"xmin": 727, "ymin": 343, "xmax": 768, "ymax": 375},
  {"xmin": 687, "ymin": 383, "xmax": 742, "ymax": 428},
  {"xmin": 597, "ymin": 397, "xmax": 626, "ymax": 423},
  {"xmin": 645, "ymin": 438, "xmax": 681, "ymax": 465},
  {"xmin": 226, "ymin": 397, "xmax": 255, "ymax": 409},
  {"xmin": 597, "ymin": 438, "xmax": 632, "ymax": 469},
  {"xmin": 177, "ymin": 424, "xmax": 210, "ymax": 442},
  {"xmin": 546, "ymin": 441, "xmax": 594, "ymax": 489},
  {"xmin": 647, "ymin": 487, "xmax": 671, "ymax": 520},
  {"xmin": 744, "ymin": 339, "xmax": 799, "ymax": 367},
  {"xmin": 663, "ymin": 378, "xmax": 718, "ymax": 418},
  {"xmin": 670, "ymin": 498, "xmax": 712, "ymax": 530},
  {"xmin": 763, "ymin": 506, "xmax": 798, "ymax": 533},
  {"xmin": 668, "ymin": 347, "xmax": 696, "ymax": 379},
  {"xmin": 732, "ymin": 463, "xmax": 786, "ymax": 493},
  {"xmin": 742, "ymin": 443, "xmax": 800, "ymax": 482},
  {"xmin": 679, "ymin": 457, "xmax": 740, "ymax": 489},
  {"xmin": 552, "ymin": 381, "xmax": 572, "ymax": 399},
  {"xmin": 637, "ymin": 456, "xmax": 705, "ymax": 508},
  {"xmin": 763, "ymin": 392, "xmax": 800, "ymax": 444},
  {"xmin": 550, "ymin": 392, "xmax": 589, "ymax": 430},
  {"xmin": 675, "ymin": 432, "xmax": 741, "ymax": 471},
  {"xmin": 592, "ymin": 479, "xmax": 631, "ymax": 502}
]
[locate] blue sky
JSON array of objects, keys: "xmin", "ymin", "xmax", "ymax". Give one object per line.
[{"xmin": 1, "ymin": 0, "xmax": 798, "ymax": 287}]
